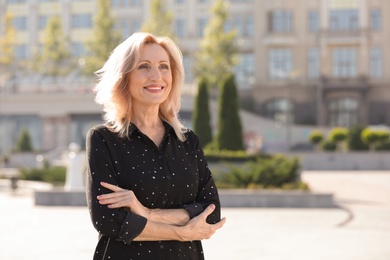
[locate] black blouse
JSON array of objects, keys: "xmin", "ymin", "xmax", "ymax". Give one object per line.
[{"xmin": 86, "ymin": 122, "xmax": 221, "ymax": 260}]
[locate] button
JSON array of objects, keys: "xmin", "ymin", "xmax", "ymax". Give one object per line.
[
  {"xmin": 158, "ymin": 155, "xmax": 163, "ymax": 159},
  {"xmin": 162, "ymin": 200, "xmax": 166, "ymax": 204},
  {"xmin": 166, "ymin": 175, "xmax": 171, "ymax": 180},
  {"xmin": 160, "ymin": 245, "xmax": 164, "ymax": 249}
]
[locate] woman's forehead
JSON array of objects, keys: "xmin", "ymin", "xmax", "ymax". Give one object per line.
[{"xmin": 139, "ymin": 43, "xmax": 170, "ymax": 62}]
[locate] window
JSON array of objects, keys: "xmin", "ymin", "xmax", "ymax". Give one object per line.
[
  {"xmin": 266, "ymin": 99, "xmax": 294, "ymax": 124},
  {"xmin": 328, "ymin": 98, "xmax": 358, "ymax": 127},
  {"xmin": 197, "ymin": 18, "xmax": 207, "ymax": 37},
  {"xmin": 71, "ymin": 43, "xmax": 86, "ymax": 57},
  {"xmin": 71, "ymin": 14, "xmax": 92, "ymax": 29},
  {"xmin": 132, "ymin": 20, "xmax": 141, "ymax": 34},
  {"xmin": 175, "ymin": 19, "xmax": 185, "ymax": 38},
  {"xmin": 268, "ymin": 49, "xmax": 292, "ymax": 80},
  {"xmin": 7, "ymin": 0, "xmax": 26, "ymax": 4},
  {"xmin": 38, "ymin": 15, "xmax": 48, "ymax": 30},
  {"xmin": 14, "ymin": 44, "xmax": 27, "ymax": 59},
  {"xmin": 332, "ymin": 48, "xmax": 356, "ymax": 78},
  {"xmin": 13, "ymin": 16, "xmax": 27, "ymax": 30},
  {"xmin": 115, "ymin": 19, "xmax": 129, "ymax": 37},
  {"xmin": 370, "ymin": 9, "xmax": 381, "ymax": 31},
  {"xmin": 234, "ymin": 53, "xmax": 254, "ymax": 88},
  {"xmin": 182, "ymin": 55, "xmax": 192, "ymax": 83},
  {"xmin": 308, "ymin": 48, "xmax": 320, "ymax": 79},
  {"xmin": 130, "ymin": 0, "xmax": 141, "ymax": 6},
  {"xmin": 370, "ymin": 48, "xmax": 382, "ymax": 79},
  {"xmin": 233, "ymin": 16, "xmax": 244, "ymax": 36},
  {"xmin": 111, "ymin": 0, "xmax": 141, "ymax": 6},
  {"xmin": 224, "ymin": 19, "xmax": 232, "ymax": 32},
  {"xmin": 268, "ymin": 10, "xmax": 292, "ymax": 33},
  {"xmin": 246, "ymin": 15, "xmax": 254, "ymax": 37},
  {"xmin": 329, "ymin": 9, "xmax": 358, "ymax": 31},
  {"xmin": 308, "ymin": 11, "xmax": 319, "ymax": 33},
  {"xmin": 111, "ymin": 0, "xmax": 119, "ymax": 6}
]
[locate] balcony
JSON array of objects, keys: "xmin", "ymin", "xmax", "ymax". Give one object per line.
[
  {"xmin": 319, "ymin": 75, "xmax": 369, "ymax": 92},
  {"xmin": 318, "ymin": 29, "xmax": 369, "ymax": 44}
]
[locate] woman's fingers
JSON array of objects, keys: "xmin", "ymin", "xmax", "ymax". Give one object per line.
[{"xmin": 100, "ymin": 182, "xmax": 122, "ymax": 192}]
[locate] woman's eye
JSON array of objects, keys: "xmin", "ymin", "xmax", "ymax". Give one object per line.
[
  {"xmin": 138, "ymin": 64, "xmax": 150, "ymax": 70},
  {"xmin": 159, "ymin": 64, "xmax": 169, "ymax": 70}
]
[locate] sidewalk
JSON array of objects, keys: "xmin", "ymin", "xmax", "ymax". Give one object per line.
[{"xmin": 0, "ymin": 171, "xmax": 389, "ymax": 260}]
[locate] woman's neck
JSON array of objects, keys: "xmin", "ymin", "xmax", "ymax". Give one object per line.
[{"xmin": 131, "ymin": 106, "xmax": 163, "ymax": 129}]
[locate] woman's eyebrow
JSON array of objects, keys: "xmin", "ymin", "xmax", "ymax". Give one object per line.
[{"xmin": 138, "ymin": 59, "xmax": 169, "ymax": 63}]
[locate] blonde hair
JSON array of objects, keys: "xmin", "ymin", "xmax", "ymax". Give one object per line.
[{"xmin": 94, "ymin": 32, "xmax": 187, "ymax": 141}]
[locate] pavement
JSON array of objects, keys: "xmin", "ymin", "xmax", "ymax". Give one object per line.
[{"xmin": 0, "ymin": 171, "xmax": 390, "ymax": 260}]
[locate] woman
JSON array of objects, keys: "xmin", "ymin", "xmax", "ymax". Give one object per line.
[{"xmin": 86, "ymin": 32, "xmax": 226, "ymax": 260}]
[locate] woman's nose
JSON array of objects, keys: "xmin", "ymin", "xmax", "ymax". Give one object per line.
[{"xmin": 149, "ymin": 66, "xmax": 161, "ymax": 80}]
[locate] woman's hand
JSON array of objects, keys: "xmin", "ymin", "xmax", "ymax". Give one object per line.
[
  {"xmin": 97, "ymin": 182, "xmax": 150, "ymax": 218},
  {"xmin": 179, "ymin": 204, "xmax": 226, "ymax": 241}
]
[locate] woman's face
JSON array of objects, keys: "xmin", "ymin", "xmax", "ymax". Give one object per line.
[{"xmin": 128, "ymin": 43, "xmax": 173, "ymax": 109}]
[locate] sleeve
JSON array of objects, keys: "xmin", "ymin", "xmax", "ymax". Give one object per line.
[
  {"xmin": 180, "ymin": 132, "xmax": 221, "ymax": 224},
  {"xmin": 85, "ymin": 128, "xmax": 147, "ymax": 245}
]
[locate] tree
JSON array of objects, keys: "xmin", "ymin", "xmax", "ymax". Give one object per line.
[
  {"xmin": 35, "ymin": 16, "xmax": 71, "ymax": 76},
  {"xmin": 141, "ymin": 0, "xmax": 174, "ymax": 38},
  {"xmin": 84, "ymin": 0, "xmax": 121, "ymax": 74},
  {"xmin": 308, "ymin": 130, "xmax": 324, "ymax": 151},
  {"xmin": 0, "ymin": 12, "xmax": 16, "ymax": 66},
  {"xmin": 347, "ymin": 125, "xmax": 369, "ymax": 151},
  {"xmin": 361, "ymin": 128, "xmax": 390, "ymax": 151},
  {"xmin": 15, "ymin": 128, "xmax": 33, "ymax": 152},
  {"xmin": 216, "ymin": 74, "xmax": 243, "ymax": 151},
  {"xmin": 328, "ymin": 127, "xmax": 348, "ymax": 151},
  {"xmin": 192, "ymin": 78, "xmax": 212, "ymax": 147},
  {"xmin": 195, "ymin": 0, "xmax": 238, "ymax": 88}
]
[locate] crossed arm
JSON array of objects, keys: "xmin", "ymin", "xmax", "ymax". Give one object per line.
[{"xmin": 97, "ymin": 182, "xmax": 226, "ymax": 242}]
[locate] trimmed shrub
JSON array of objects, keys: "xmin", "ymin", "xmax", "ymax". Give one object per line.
[
  {"xmin": 309, "ymin": 130, "xmax": 324, "ymax": 150},
  {"xmin": 15, "ymin": 128, "xmax": 33, "ymax": 152},
  {"xmin": 347, "ymin": 125, "xmax": 369, "ymax": 151},
  {"xmin": 328, "ymin": 127, "xmax": 348, "ymax": 150},
  {"xmin": 216, "ymin": 154, "xmax": 307, "ymax": 190},
  {"xmin": 361, "ymin": 128, "xmax": 390, "ymax": 150},
  {"xmin": 192, "ymin": 78, "xmax": 212, "ymax": 147},
  {"xmin": 215, "ymin": 73, "xmax": 243, "ymax": 151},
  {"xmin": 19, "ymin": 165, "xmax": 66, "ymax": 185},
  {"xmin": 321, "ymin": 140, "xmax": 336, "ymax": 151}
]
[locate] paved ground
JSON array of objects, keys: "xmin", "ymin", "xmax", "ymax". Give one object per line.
[{"xmin": 0, "ymin": 171, "xmax": 389, "ymax": 260}]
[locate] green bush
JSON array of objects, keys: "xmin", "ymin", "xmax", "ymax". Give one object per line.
[
  {"xmin": 361, "ymin": 128, "xmax": 390, "ymax": 150},
  {"xmin": 309, "ymin": 130, "xmax": 324, "ymax": 146},
  {"xmin": 376, "ymin": 140, "xmax": 390, "ymax": 151},
  {"xmin": 15, "ymin": 128, "xmax": 34, "ymax": 152},
  {"xmin": 19, "ymin": 165, "xmax": 66, "ymax": 185},
  {"xmin": 321, "ymin": 140, "xmax": 336, "ymax": 151},
  {"xmin": 347, "ymin": 125, "xmax": 369, "ymax": 151},
  {"xmin": 204, "ymin": 149, "xmax": 266, "ymax": 162},
  {"xmin": 215, "ymin": 154, "xmax": 308, "ymax": 190},
  {"xmin": 328, "ymin": 127, "xmax": 348, "ymax": 150}
]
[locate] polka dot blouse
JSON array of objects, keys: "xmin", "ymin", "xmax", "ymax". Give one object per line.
[{"xmin": 86, "ymin": 122, "xmax": 221, "ymax": 260}]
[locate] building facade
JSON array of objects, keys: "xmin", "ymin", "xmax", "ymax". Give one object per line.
[{"xmin": 0, "ymin": 0, "xmax": 389, "ymax": 153}]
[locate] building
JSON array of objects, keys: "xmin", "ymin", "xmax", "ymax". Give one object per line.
[{"xmin": 0, "ymin": 0, "xmax": 389, "ymax": 153}]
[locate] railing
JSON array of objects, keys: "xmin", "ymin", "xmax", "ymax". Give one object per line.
[
  {"xmin": 320, "ymin": 75, "xmax": 369, "ymax": 90},
  {"xmin": 319, "ymin": 29, "xmax": 369, "ymax": 40}
]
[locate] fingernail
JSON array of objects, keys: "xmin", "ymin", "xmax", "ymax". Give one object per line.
[{"xmin": 210, "ymin": 204, "xmax": 215, "ymax": 209}]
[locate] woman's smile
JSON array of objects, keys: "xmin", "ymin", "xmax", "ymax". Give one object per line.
[{"xmin": 144, "ymin": 84, "xmax": 165, "ymax": 93}]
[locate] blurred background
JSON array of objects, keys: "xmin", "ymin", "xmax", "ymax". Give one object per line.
[
  {"xmin": 1, "ymin": 1, "xmax": 390, "ymax": 259},
  {"xmin": 0, "ymin": 0, "xmax": 389, "ymax": 169}
]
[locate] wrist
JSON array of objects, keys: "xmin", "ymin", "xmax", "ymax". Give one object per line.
[{"xmin": 175, "ymin": 225, "xmax": 189, "ymax": 242}]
